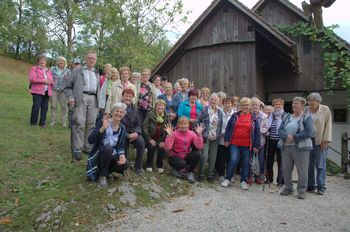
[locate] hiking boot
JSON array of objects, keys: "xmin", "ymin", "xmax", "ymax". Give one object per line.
[
  {"xmin": 73, "ymin": 151, "xmax": 82, "ymax": 161},
  {"xmin": 207, "ymin": 176, "xmax": 214, "ymax": 182},
  {"xmin": 280, "ymin": 188, "xmax": 293, "ymax": 196},
  {"xmin": 157, "ymin": 168, "xmax": 164, "ymax": 174},
  {"xmin": 196, "ymin": 175, "xmax": 205, "ymax": 182},
  {"xmin": 307, "ymin": 187, "xmax": 317, "ymax": 193},
  {"xmin": 146, "ymin": 167, "xmax": 153, "ymax": 173},
  {"xmin": 316, "ymin": 190, "xmax": 325, "ymax": 195},
  {"xmin": 246, "ymin": 177, "xmax": 253, "ymax": 185},
  {"xmin": 187, "ymin": 172, "xmax": 195, "ymax": 183},
  {"xmin": 221, "ymin": 179, "xmax": 230, "ymax": 187},
  {"xmin": 172, "ymin": 168, "xmax": 182, "ymax": 179},
  {"xmin": 255, "ymin": 178, "xmax": 264, "ymax": 185},
  {"xmin": 98, "ymin": 176, "xmax": 108, "ymax": 188},
  {"xmin": 297, "ymin": 192, "xmax": 306, "ymax": 199},
  {"xmin": 240, "ymin": 181, "xmax": 248, "ymax": 190},
  {"xmin": 135, "ymin": 169, "xmax": 144, "ymax": 176}
]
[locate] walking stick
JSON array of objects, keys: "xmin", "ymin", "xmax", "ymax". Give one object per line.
[{"xmin": 68, "ymin": 105, "xmax": 75, "ymax": 163}]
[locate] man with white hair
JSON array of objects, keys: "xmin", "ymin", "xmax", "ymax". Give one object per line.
[
  {"xmin": 305, "ymin": 92, "xmax": 332, "ymax": 195},
  {"xmin": 64, "ymin": 51, "xmax": 100, "ymax": 161}
]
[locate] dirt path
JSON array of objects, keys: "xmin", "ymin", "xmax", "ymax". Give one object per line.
[{"xmin": 99, "ymin": 175, "xmax": 350, "ymax": 232}]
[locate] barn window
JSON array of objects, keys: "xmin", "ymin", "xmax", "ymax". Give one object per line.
[
  {"xmin": 303, "ymin": 40, "xmax": 312, "ymax": 54},
  {"xmin": 247, "ymin": 25, "xmax": 254, "ymax": 32}
]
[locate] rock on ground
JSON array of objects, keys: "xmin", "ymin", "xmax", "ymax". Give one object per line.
[{"xmin": 98, "ymin": 175, "xmax": 350, "ymax": 232}]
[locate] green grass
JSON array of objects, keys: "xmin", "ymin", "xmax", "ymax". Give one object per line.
[{"xmin": 0, "ymin": 57, "xmax": 190, "ymax": 231}]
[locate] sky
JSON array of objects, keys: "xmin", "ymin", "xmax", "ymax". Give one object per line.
[{"xmin": 167, "ymin": 0, "xmax": 350, "ymax": 43}]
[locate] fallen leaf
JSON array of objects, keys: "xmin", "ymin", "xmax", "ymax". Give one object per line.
[
  {"xmin": 0, "ymin": 217, "xmax": 12, "ymax": 225},
  {"xmin": 15, "ymin": 198, "xmax": 19, "ymax": 207},
  {"xmin": 172, "ymin": 208, "xmax": 184, "ymax": 213}
]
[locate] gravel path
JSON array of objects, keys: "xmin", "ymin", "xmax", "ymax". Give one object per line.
[{"xmin": 99, "ymin": 175, "xmax": 350, "ymax": 232}]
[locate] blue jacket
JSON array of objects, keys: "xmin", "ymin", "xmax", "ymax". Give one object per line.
[
  {"xmin": 173, "ymin": 92, "xmax": 188, "ymax": 112},
  {"xmin": 196, "ymin": 106, "xmax": 223, "ymax": 141},
  {"xmin": 224, "ymin": 111, "xmax": 261, "ymax": 150},
  {"xmin": 278, "ymin": 113, "xmax": 313, "ymax": 151},
  {"xmin": 86, "ymin": 120, "xmax": 126, "ymax": 181},
  {"xmin": 177, "ymin": 100, "xmax": 202, "ymax": 119},
  {"xmin": 158, "ymin": 94, "xmax": 174, "ymax": 112}
]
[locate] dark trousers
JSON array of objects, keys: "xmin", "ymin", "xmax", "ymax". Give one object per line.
[
  {"xmin": 267, "ymin": 139, "xmax": 284, "ymax": 184},
  {"xmin": 215, "ymin": 144, "xmax": 230, "ymax": 177},
  {"xmin": 146, "ymin": 143, "xmax": 165, "ymax": 168},
  {"xmin": 30, "ymin": 92, "xmax": 50, "ymax": 126},
  {"xmin": 125, "ymin": 135, "xmax": 145, "ymax": 170},
  {"xmin": 168, "ymin": 150, "xmax": 201, "ymax": 172},
  {"xmin": 98, "ymin": 146, "xmax": 129, "ymax": 177}
]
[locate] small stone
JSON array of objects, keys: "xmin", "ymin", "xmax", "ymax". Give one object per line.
[
  {"xmin": 35, "ymin": 211, "xmax": 51, "ymax": 223},
  {"xmin": 142, "ymin": 184, "xmax": 150, "ymax": 191},
  {"xmin": 53, "ymin": 219, "xmax": 61, "ymax": 226},
  {"xmin": 107, "ymin": 187, "xmax": 117, "ymax": 196},
  {"xmin": 149, "ymin": 192, "xmax": 160, "ymax": 200},
  {"xmin": 53, "ymin": 205, "xmax": 66, "ymax": 214},
  {"xmin": 119, "ymin": 193, "xmax": 137, "ymax": 207},
  {"xmin": 70, "ymin": 198, "xmax": 77, "ymax": 204},
  {"xmin": 150, "ymin": 176, "xmax": 157, "ymax": 182},
  {"xmin": 107, "ymin": 203, "xmax": 116, "ymax": 211},
  {"xmin": 150, "ymin": 183, "xmax": 163, "ymax": 193},
  {"xmin": 118, "ymin": 182, "xmax": 135, "ymax": 194},
  {"xmin": 38, "ymin": 223, "xmax": 47, "ymax": 230}
]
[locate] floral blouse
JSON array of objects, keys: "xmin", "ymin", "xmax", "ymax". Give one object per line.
[{"xmin": 138, "ymin": 82, "xmax": 153, "ymax": 111}]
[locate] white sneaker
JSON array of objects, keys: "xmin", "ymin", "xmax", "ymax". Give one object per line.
[
  {"xmin": 157, "ymin": 168, "xmax": 164, "ymax": 174},
  {"xmin": 240, "ymin": 181, "xmax": 248, "ymax": 190},
  {"xmin": 50, "ymin": 121, "xmax": 55, "ymax": 127},
  {"xmin": 146, "ymin": 167, "xmax": 153, "ymax": 173},
  {"xmin": 221, "ymin": 179, "xmax": 230, "ymax": 187},
  {"xmin": 62, "ymin": 122, "xmax": 67, "ymax": 127}
]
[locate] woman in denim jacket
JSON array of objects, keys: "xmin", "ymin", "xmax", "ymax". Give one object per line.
[{"xmin": 278, "ymin": 97, "xmax": 313, "ymax": 199}]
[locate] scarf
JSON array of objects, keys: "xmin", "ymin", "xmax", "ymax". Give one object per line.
[{"xmin": 156, "ymin": 111, "xmax": 164, "ymax": 124}]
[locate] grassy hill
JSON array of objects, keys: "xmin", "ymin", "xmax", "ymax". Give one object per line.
[{"xmin": 0, "ymin": 56, "xmax": 190, "ymax": 231}]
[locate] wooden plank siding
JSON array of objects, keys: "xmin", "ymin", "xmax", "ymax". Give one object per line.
[
  {"xmin": 255, "ymin": 0, "xmax": 326, "ymax": 93},
  {"xmin": 162, "ymin": 2, "xmax": 258, "ymax": 97}
]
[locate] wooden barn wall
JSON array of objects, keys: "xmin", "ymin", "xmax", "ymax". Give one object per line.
[
  {"xmin": 185, "ymin": 2, "xmax": 255, "ymax": 49},
  {"xmin": 264, "ymin": 40, "xmax": 325, "ymax": 92},
  {"xmin": 257, "ymin": 1, "xmax": 302, "ymax": 26},
  {"xmin": 166, "ymin": 43, "xmax": 257, "ymax": 97}
]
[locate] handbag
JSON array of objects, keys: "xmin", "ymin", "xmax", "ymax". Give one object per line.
[
  {"xmin": 297, "ymin": 138, "xmax": 313, "ymax": 150},
  {"xmin": 250, "ymin": 152, "xmax": 260, "ymax": 176}
]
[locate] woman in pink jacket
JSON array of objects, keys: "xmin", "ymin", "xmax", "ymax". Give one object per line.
[
  {"xmin": 164, "ymin": 116, "xmax": 204, "ymax": 183},
  {"xmin": 29, "ymin": 54, "xmax": 54, "ymax": 127}
]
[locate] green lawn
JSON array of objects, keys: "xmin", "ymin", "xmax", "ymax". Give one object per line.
[{"xmin": 0, "ymin": 57, "xmax": 190, "ymax": 231}]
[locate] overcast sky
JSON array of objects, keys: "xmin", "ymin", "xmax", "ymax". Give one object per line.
[{"xmin": 168, "ymin": 0, "xmax": 350, "ymax": 43}]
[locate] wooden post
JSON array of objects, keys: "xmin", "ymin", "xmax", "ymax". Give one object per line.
[{"xmin": 341, "ymin": 132, "xmax": 349, "ymax": 176}]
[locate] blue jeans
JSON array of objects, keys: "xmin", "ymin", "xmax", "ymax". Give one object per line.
[
  {"xmin": 225, "ymin": 145, "xmax": 250, "ymax": 182},
  {"xmin": 308, "ymin": 140, "xmax": 327, "ymax": 192}
]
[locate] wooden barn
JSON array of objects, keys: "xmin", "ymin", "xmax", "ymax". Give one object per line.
[{"xmin": 152, "ymin": 0, "xmax": 350, "ymax": 166}]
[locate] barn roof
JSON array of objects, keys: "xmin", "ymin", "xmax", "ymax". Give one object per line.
[
  {"xmin": 152, "ymin": 0, "xmax": 297, "ymax": 75},
  {"xmin": 252, "ymin": 0, "xmax": 308, "ymax": 21},
  {"xmin": 252, "ymin": 0, "xmax": 350, "ymax": 50}
]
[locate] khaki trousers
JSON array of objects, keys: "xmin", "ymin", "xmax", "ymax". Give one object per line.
[
  {"xmin": 50, "ymin": 90, "xmax": 67, "ymax": 124},
  {"xmin": 73, "ymin": 94, "xmax": 98, "ymax": 152}
]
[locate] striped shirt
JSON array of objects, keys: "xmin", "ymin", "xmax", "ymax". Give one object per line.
[
  {"xmin": 82, "ymin": 66, "xmax": 98, "ymax": 93},
  {"xmin": 269, "ymin": 118, "xmax": 279, "ymax": 140}
]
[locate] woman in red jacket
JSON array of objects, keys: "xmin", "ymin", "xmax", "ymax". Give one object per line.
[
  {"xmin": 164, "ymin": 117, "xmax": 204, "ymax": 183},
  {"xmin": 29, "ymin": 54, "xmax": 54, "ymax": 128}
]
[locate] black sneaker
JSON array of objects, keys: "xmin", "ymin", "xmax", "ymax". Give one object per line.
[
  {"xmin": 207, "ymin": 176, "xmax": 214, "ymax": 182},
  {"xmin": 280, "ymin": 188, "xmax": 293, "ymax": 196},
  {"xmin": 297, "ymin": 192, "xmax": 306, "ymax": 199},
  {"xmin": 73, "ymin": 151, "xmax": 82, "ymax": 161}
]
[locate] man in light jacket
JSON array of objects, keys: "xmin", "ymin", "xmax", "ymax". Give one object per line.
[
  {"xmin": 305, "ymin": 92, "xmax": 332, "ymax": 195},
  {"xmin": 64, "ymin": 51, "xmax": 100, "ymax": 161}
]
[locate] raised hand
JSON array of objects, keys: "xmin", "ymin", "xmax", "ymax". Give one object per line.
[
  {"xmin": 195, "ymin": 123, "xmax": 205, "ymax": 135},
  {"xmin": 117, "ymin": 154, "xmax": 126, "ymax": 165},
  {"xmin": 164, "ymin": 123, "xmax": 173, "ymax": 135},
  {"xmin": 100, "ymin": 116, "xmax": 110, "ymax": 133}
]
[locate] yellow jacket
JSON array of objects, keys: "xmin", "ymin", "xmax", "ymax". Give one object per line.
[{"xmin": 305, "ymin": 104, "xmax": 332, "ymax": 145}]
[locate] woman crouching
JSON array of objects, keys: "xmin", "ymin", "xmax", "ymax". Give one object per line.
[
  {"xmin": 86, "ymin": 103, "xmax": 129, "ymax": 188},
  {"xmin": 143, "ymin": 99, "xmax": 170, "ymax": 173},
  {"xmin": 278, "ymin": 97, "xmax": 313, "ymax": 199},
  {"xmin": 164, "ymin": 117, "xmax": 205, "ymax": 183}
]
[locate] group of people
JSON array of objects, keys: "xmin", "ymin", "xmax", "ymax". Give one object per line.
[{"xmin": 28, "ymin": 51, "xmax": 332, "ymax": 199}]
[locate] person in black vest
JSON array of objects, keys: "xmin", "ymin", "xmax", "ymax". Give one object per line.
[
  {"xmin": 266, "ymin": 98, "xmax": 286, "ymax": 186},
  {"xmin": 121, "ymin": 89, "xmax": 145, "ymax": 176}
]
